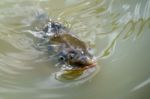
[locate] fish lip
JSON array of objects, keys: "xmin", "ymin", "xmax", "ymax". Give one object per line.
[
  {"xmin": 64, "ymin": 62, "xmax": 97, "ymax": 71},
  {"xmin": 83, "ymin": 62, "xmax": 97, "ymax": 69},
  {"xmin": 82, "ymin": 59, "xmax": 97, "ymax": 69}
]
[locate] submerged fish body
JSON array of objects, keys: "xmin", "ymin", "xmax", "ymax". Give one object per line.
[{"xmin": 41, "ymin": 21, "xmax": 96, "ymax": 80}]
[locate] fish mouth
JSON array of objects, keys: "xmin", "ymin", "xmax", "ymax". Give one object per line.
[
  {"xmin": 81, "ymin": 62, "xmax": 96, "ymax": 70},
  {"xmin": 57, "ymin": 60, "xmax": 96, "ymax": 80},
  {"xmin": 81, "ymin": 58, "xmax": 97, "ymax": 69},
  {"xmin": 67, "ymin": 60, "xmax": 97, "ymax": 71}
]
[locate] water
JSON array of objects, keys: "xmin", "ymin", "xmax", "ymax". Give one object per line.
[{"xmin": 0, "ymin": 0, "xmax": 150, "ymax": 99}]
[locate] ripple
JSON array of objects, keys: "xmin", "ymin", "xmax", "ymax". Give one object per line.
[
  {"xmin": 0, "ymin": 0, "xmax": 149, "ymax": 99},
  {"xmin": 131, "ymin": 78, "xmax": 150, "ymax": 92},
  {"xmin": 35, "ymin": 65, "xmax": 100, "ymax": 89}
]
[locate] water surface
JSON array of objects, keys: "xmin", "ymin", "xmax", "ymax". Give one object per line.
[{"xmin": 0, "ymin": 0, "xmax": 150, "ymax": 99}]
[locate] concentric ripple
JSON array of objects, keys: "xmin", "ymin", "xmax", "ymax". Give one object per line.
[{"xmin": 0, "ymin": 0, "xmax": 149, "ymax": 99}]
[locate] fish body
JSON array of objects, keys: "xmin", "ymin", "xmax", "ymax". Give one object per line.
[{"xmin": 42, "ymin": 21, "xmax": 96, "ymax": 69}]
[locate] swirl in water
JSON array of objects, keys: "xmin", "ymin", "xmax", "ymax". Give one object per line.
[{"xmin": 30, "ymin": 20, "xmax": 99, "ymax": 82}]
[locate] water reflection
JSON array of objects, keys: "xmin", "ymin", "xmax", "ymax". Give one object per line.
[{"xmin": 0, "ymin": 0, "xmax": 149, "ymax": 99}]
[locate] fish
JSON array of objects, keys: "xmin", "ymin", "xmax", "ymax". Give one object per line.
[{"xmin": 42, "ymin": 21, "xmax": 96, "ymax": 80}]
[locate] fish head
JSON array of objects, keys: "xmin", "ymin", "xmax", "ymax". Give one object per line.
[{"xmin": 57, "ymin": 48, "xmax": 96, "ymax": 69}]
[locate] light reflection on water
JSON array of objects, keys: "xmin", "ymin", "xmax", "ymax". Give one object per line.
[{"xmin": 0, "ymin": 0, "xmax": 150, "ymax": 99}]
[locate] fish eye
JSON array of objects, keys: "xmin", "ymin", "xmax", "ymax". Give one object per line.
[{"xmin": 58, "ymin": 56, "xmax": 66, "ymax": 61}]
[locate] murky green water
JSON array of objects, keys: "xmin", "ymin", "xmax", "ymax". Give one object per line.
[{"xmin": 0, "ymin": 0, "xmax": 150, "ymax": 99}]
